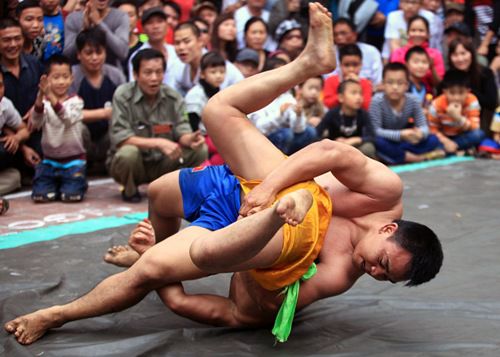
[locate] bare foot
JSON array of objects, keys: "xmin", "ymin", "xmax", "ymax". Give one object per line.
[
  {"xmin": 298, "ymin": 2, "xmax": 336, "ymax": 75},
  {"xmin": 103, "ymin": 245, "xmax": 139, "ymax": 267},
  {"xmin": 128, "ymin": 218, "xmax": 156, "ymax": 255},
  {"xmin": 4, "ymin": 306, "xmax": 62, "ymax": 345},
  {"xmin": 275, "ymin": 189, "xmax": 313, "ymax": 226}
]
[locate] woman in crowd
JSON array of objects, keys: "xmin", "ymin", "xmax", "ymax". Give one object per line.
[
  {"xmin": 448, "ymin": 38, "xmax": 498, "ymax": 136},
  {"xmin": 243, "ymin": 17, "xmax": 269, "ymax": 72},
  {"xmin": 210, "ymin": 13, "xmax": 238, "ymax": 62}
]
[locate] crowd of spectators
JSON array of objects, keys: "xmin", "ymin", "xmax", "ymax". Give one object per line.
[{"xmin": 0, "ymin": 0, "xmax": 498, "ymax": 214}]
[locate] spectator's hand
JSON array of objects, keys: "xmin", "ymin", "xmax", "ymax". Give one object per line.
[
  {"xmin": 401, "ymin": 129, "xmax": 419, "ymax": 144},
  {"xmin": 188, "ymin": 130, "xmax": 205, "ymax": 149},
  {"xmin": 280, "ymin": 102, "xmax": 293, "ymax": 114},
  {"xmin": 446, "ymin": 102, "xmax": 462, "ymax": 120},
  {"xmin": 294, "ymin": 102, "xmax": 303, "ymax": 116},
  {"xmin": 103, "ymin": 107, "xmax": 112, "ymax": 120},
  {"xmin": 0, "ymin": 135, "xmax": 20, "ymax": 154},
  {"xmin": 239, "ymin": 183, "xmax": 277, "ymax": 218},
  {"xmin": 21, "ymin": 145, "xmax": 41, "ymax": 167},
  {"xmin": 477, "ymin": 44, "xmax": 489, "ymax": 56},
  {"xmin": 87, "ymin": 0, "xmax": 102, "ymax": 26},
  {"xmin": 38, "ymin": 74, "xmax": 49, "ymax": 96},
  {"xmin": 308, "ymin": 116, "xmax": 321, "ymax": 127},
  {"xmin": 443, "ymin": 140, "xmax": 458, "ymax": 153},
  {"xmin": 344, "ymin": 72, "xmax": 360, "ymax": 82},
  {"xmin": 157, "ymin": 138, "xmax": 182, "ymax": 161}
]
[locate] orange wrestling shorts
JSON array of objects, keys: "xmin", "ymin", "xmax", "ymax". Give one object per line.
[{"xmin": 238, "ymin": 179, "xmax": 333, "ymax": 291}]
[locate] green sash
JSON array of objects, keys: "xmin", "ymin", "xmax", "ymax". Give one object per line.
[{"xmin": 271, "ymin": 263, "xmax": 317, "ymax": 343}]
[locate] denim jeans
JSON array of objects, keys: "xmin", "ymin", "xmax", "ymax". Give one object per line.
[
  {"xmin": 32, "ymin": 161, "xmax": 88, "ymax": 201},
  {"xmin": 375, "ymin": 134, "xmax": 443, "ymax": 165},
  {"xmin": 267, "ymin": 126, "xmax": 318, "ymax": 155},
  {"xmin": 450, "ymin": 129, "xmax": 485, "ymax": 150}
]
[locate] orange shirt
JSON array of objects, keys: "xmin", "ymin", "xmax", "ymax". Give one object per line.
[{"xmin": 427, "ymin": 93, "xmax": 481, "ymax": 137}]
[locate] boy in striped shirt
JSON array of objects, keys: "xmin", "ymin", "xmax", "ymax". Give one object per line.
[{"xmin": 428, "ymin": 70, "xmax": 485, "ymax": 154}]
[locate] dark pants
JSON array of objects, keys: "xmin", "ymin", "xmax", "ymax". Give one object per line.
[
  {"xmin": 450, "ymin": 129, "xmax": 485, "ymax": 151},
  {"xmin": 267, "ymin": 126, "xmax": 318, "ymax": 155},
  {"xmin": 375, "ymin": 134, "xmax": 442, "ymax": 165}
]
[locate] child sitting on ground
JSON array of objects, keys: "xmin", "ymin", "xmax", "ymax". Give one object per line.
[
  {"xmin": 295, "ymin": 76, "xmax": 326, "ymax": 127},
  {"xmin": 185, "ymin": 51, "xmax": 226, "ymax": 165},
  {"xmin": 428, "ymin": 69, "xmax": 485, "ymax": 155},
  {"xmin": 478, "ymin": 107, "xmax": 500, "ymax": 159},
  {"xmin": 30, "ymin": 54, "xmax": 87, "ymax": 202},
  {"xmin": 323, "ymin": 43, "xmax": 372, "ymax": 110},
  {"xmin": 370, "ymin": 62, "xmax": 444, "ymax": 165},
  {"xmin": 317, "ymin": 79, "xmax": 376, "ymax": 159}
]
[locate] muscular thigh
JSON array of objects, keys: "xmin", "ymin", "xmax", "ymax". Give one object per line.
[
  {"xmin": 147, "ymin": 170, "xmax": 184, "ymax": 218},
  {"xmin": 204, "ymin": 105, "xmax": 286, "ymax": 180}
]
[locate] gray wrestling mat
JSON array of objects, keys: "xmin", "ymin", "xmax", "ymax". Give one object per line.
[{"xmin": 1, "ymin": 159, "xmax": 500, "ymax": 356}]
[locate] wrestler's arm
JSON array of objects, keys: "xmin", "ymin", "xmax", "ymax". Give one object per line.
[{"xmin": 241, "ymin": 139, "xmax": 402, "ymax": 215}]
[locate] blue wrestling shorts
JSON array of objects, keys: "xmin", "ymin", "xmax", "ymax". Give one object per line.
[{"xmin": 179, "ymin": 165, "xmax": 241, "ymax": 231}]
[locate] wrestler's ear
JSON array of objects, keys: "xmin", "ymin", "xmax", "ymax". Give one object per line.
[{"xmin": 379, "ymin": 222, "xmax": 398, "ymax": 236}]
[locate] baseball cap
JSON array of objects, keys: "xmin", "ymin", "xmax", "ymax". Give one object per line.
[
  {"xmin": 141, "ymin": 7, "xmax": 167, "ymax": 25},
  {"xmin": 274, "ymin": 19, "xmax": 302, "ymax": 43},
  {"xmin": 444, "ymin": 22, "xmax": 471, "ymax": 37},
  {"xmin": 192, "ymin": 1, "xmax": 218, "ymax": 17},
  {"xmin": 235, "ymin": 48, "xmax": 259, "ymax": 65}
]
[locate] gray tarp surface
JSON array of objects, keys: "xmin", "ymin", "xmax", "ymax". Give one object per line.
[{"xmin": 1, "ymin": 160, "xmax": 500, "ymax": 356}]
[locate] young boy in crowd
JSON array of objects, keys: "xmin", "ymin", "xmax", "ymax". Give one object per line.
[
  {"xmin": 248, "ymin": 57, "xmax": 317, "ymax": 155},
  {"xmin": 39, "ymin": 0, "xmax": 66, "ymax": 62},
  {"xmin": 405, "ymin": 45, "xmax": 434, "ymax": 110},
  {"xmin": 323, "ymin": 44, "xmax": 372, "ymax": 110},
  {"xmin": 69, "ymin": 27, "xmax": 126, "ymax": 174},
  {"xmin": 30, "ymin": 55, "xmax": 87, "ymax": 202},
  {"xmin": 185, "ymin": 51, "xmax": 226, "ymax": 165},
  {"xmin": 234, "ymin": 48, "xmax": 260, "ymax": 78},
  {"xmin": 16, "ymin": 0, "xmax": 45, "ymax": 60},
  {"xmin": 317, "ymin": 79, "xmax": 376, "ymax": 159},
  {"xmin": 428, "ymin": 69, "xmax": 485, "ymax": 155},
  {"xmin": 295, "ymin": 75, "xmax": 326, "ymax": 127},
  {"xmin": 370, "ymin": 62, "xmax": 444, "ymax": 164}
]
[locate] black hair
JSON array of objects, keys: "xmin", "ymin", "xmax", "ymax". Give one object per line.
[
  {"xmin": 383, "ymin": 62, "xmax": 409, "ymax": 81},
  {"xmin": 0, "ymin": 18, "xmax": 21, "ymax": 31},
  {"xmin": 299, "ymin": 75, "xmax": 324, "ymax": 88},
  {"xmin": 441, "ymin": 69, "xmax": 470, "ymax": 89},
  {"xmin": 244, "ymin": 16, "xmax": 268, "ymax": 36},
  {"xmin": 193, "ymin": 16, "xmax": 209, "ymax": 29},
  {"xmin": 448, "ymin": 38, "xmax": 481, "ymax": 89},
  {"xmin": 337, "ymin": 78, "xmax": 360, "ymax": 94},
  {"xmin": 339, "ymin": 43, "xmax": 362, "ymax": 62},
  {"xmin": 175, "ymin": 21, "xmax": 200, "ymax": 38},
  {"xmin": 391, "ymin": 219, "xmax": 443, "ymax": 287},
  {"xmin": 404, "ymin": 45, "xmax": 430, "ymax": 63},
  {"xmin": 132, "ymin": 48, "xmax": 166, "ymax": 73},
  {"xmin": 211, "ymin": 13, "xmax": 238, "ymax": 62},
  {"xmin": 334, "ymin": 17, "xmax": 356, "ymax": 33},
  {"xmin": 76, "ymin": 27, "xmax": 107, "ymax": 52},
  {"xmin": 16, "ymin": 0, "xmax": 41, "ymax": 18},
  {"xmin": 162, "ymin": 0, "xmax": 182, "ymax": 18},
  {"xmin": 112, "ymin": 0, "xmax": 139, "ymax": 12},
  {"xmin": 262, "ymin": 57, "xmax": 287, "ymax": 72},
  {"xmin": 45, "ymin": 54, "xmax": 72, "ymax": 74},
  {"xmin": 200, "ymin": 51, "xmax": 226, "ymax": 71},
  {"xmin": 407, "ymin": 15, "xmax": 430, "ymax": 34}
]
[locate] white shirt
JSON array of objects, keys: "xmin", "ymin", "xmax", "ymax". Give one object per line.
[
  {"xmin": 324, "ymin": 42, "xmax": 383, "ymax": 85},
  {"xmin": 382, "ymin": 9, "xmax": 443, "ymax": 59},
  {"xmin": 248, "ymin": 91, "xmax": 306, "ymax": 136},
  {"xmin": 128, "ymin": 42, "xmax": 181, "ymax": 89},
  {"xmin": 0, "ymin": 97, "xmax": 22, "ymax": 134},
  {"xmin": 234, "ymin": 5, "xmax": 276, "ymax": 51}
]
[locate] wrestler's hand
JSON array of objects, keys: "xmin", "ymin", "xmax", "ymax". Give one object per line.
[{"xmin": 239, "ymin": 183, "xmax": 277, "ymax": 218}]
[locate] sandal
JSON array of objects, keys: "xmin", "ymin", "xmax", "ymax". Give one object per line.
[{"xmin": 0, "ymin": 198, "xmax": 9, "ymax": 215}]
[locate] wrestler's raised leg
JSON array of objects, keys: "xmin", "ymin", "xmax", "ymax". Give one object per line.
[
  {"xmin": 4, "ymin": 189, "xmax": 310, "ymax": 345},
  {"xmin": 202, "ymin": 2, "xmax": 336, "ymax": 180}
]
